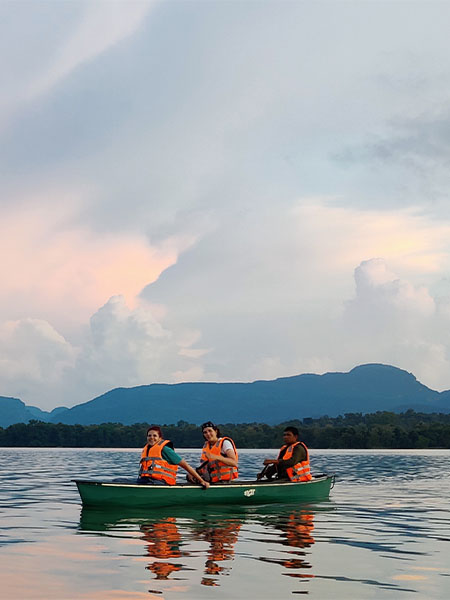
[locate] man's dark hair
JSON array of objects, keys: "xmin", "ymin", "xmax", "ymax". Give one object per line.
[{"xmin": 284, "ymin": 426, "xmax": 299, "ymax": 437}]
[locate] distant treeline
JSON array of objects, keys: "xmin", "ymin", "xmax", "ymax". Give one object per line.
[{"xmin": 1, "ymin": 410, "xmax": 450, "ymax": 448}]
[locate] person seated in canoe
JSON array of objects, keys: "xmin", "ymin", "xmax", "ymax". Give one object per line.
[
  {"xmin": 260, "ymin": 426, "xmax": 312, "ymax": 482},
  {"xmin": 138, "ymin": 425, "xmax": 209, "ymax": 488},
  {"xmin": 191, "ymin": 421, "xmax": 238, "ymax": 484}
]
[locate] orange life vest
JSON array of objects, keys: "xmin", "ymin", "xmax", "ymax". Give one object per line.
[
  {"xmin": 200, "ymin": 437, "xmax": 238, "ymax": 483},
  {"xmin": 139, "ymin": 439, "xmax": 178, "ymax": 485},
  {"xmin": 279, "ymin": 441, "xmax": 312, "ymax": 482},
  {"xmin": 143, "ymin": 517, "xmax": 181, "ymax": 559},
  {"xmin": 286, "ymin": 512, "xmax": 315, "ymax": 547},
  {"xmin": 205, "ymin": 521, "xmax": 241, "ymax": 561}
]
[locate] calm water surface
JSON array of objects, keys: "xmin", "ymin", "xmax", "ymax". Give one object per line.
[{"xmin": 0, "ymin": 448, "xmax": 449, "ymax": 599}]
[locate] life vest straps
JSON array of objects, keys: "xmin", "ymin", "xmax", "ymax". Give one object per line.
[
  {"xmin": 140, "ymin": 457, "xmax": 178, "ymax": 476},
  {"xmin": 200, "ymin": 437, "xmax": 238, "ymax": 482},
  {"xmin": 288, "ymin": 460, "xmax": 312, "ymax": 482},
  {"xmin": 139, "ymin": 439, "xmax": 178, "ymax": 485},
  {"xmin": 209, "ymin": 461, "xmax": 236, "ymax": 483},
  {"xmin": 283, "ymin": 441, "xmax": 312, "ymax": 482}
]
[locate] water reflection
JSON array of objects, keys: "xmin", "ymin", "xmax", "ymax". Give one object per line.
[
  {"xmin": 141, "ymin": 517, "xmax": 184, "ymax": 580},
  {"xmin": 257, "ymin": 510, "xmax": 316, "ymax": 580},
  {"xmin": 196, "ymin": 516, "xmax": 242, "ymax": 586},
  {"xmin": 79, "ymin": 505, "xmax": 246, "ymax": 589},
  {"xmin": 78, "ymin": 503, "xmax": 326, "ymax": 592}
]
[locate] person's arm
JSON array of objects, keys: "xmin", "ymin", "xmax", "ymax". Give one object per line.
[
  {"xmin": 264, "ymin": 445, "xmax": 305, "ymax": 467},
  {"xmin": 161, "ymin": 446, "xmax": 209, "ymax": 488},
  {"xmin": 263, "ymin": 449, "xmax": 281, "ymax": 466},
  {"xmin": 179, "ymin": 459, "xmax": 210, "ymax": 488},
  {"xmin": 202, "ymin": 448, "xmax": 238, "ymax": 468},
  {"xmin": 202, "ymin": 439, "xmax": 238, "ymax": 467}
]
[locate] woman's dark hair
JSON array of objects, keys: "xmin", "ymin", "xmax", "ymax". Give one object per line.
[
  {"xmin": 201, "ymin": 421, "xmax": 221, "ymax": 438},
  {"xmin": 147, "ymin": 425, "xmax": 163, "ymax": 438}
]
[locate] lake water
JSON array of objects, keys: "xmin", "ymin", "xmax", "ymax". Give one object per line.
[{"xmin": 0, "ymin": 448, "xmax": 449, "ymax": 599}]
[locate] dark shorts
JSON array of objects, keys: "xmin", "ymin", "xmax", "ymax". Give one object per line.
[{"xmin": 136, "ymin": 477, "xmax": 168, "ymax": 485}]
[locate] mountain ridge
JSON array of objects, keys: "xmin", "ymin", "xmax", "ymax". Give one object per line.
[{"xmin": 1, "ymin": 363, "xmax": 449, "ymax": 428}]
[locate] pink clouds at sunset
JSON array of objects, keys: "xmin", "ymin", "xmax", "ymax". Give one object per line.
[
  {"xmin": 291, "ymin": 202, "xmax": 450, "ymax": 282},
  {"xmin": 0, "ymin": 196, "xmax": 187, "ymax": 330}
]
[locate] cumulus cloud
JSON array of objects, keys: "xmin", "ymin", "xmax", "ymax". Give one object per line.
[
  {"xmin": 0, "ymin": 318, "xmax": 76, "ymax": 403},
  {"xmin": 340, "ymin": 258, "xmax": 450, "ymax": 390},
  {"xmin": 69, "ymin": 295, "xmax": 210, "ymax": 403},
  {"xmin": 0, "ymin": 295, "xmax": 210, "ymax": 409},
  {"xmin": 348, "ymin": 258, "xmax": 435, "ymax": 323}
]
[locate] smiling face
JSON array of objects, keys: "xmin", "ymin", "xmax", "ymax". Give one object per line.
[
  {"xmin": 147, "ymin": 429, "xmax": 162, "ymax": 446},
  {"xmin": 283, "ymin": 430, "xmax": 298, "ymax": 446},
  {"xmin": 202, "ymin": 426, "xmax": 219, "ymax": 444}
]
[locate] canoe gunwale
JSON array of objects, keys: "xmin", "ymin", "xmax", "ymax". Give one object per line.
[{"xmin": 72, "ymin": 473, "xmax": 334, "ymax": 490}]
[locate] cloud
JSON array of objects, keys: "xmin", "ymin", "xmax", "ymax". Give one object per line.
[
  {"xmin": 138, "ymin": 200, "xmax": 450, "ymax": 390},
  {"xmin": 3, "ymin": 193, "xmax": 450, "ymax": 409},
  {"xmin": 340, "ymin": 258, "xmax": 450, "ymax": 390},
  {"xmin": 0, "ymin": 295, "xmax": 209, "ymax": 409},
  {"xmin": 74, "ymin": 295, "xmax": 208, "ymax": 403},
  {"xmin": 0, "ymin": 318, "xmax": 76, "ymax": 402},
  {"xmin": 333, "ymin": 106, "xmax": 450, "ymax": 215},
  {"xmin": 17, "ymin": 1, "xmax": 154, "ymax": 104},
  {"xmin": 0, "ymin": 191, "xmax": 193, "ymax": 331},
  {"xmin": 344, "ymin": 258, "xmax": 435, "ymax": 333},
  {"xmin": 0, "ymin": 1, "xmax": 156, "ymax": 146},
  {"xmin": 3, "ymin": 2, "xmax": 450, "ymax": 408},
  {"xmin": 338, "ymin": 109, "xmax": 450, "ymax": 167},
  {"xmin": 142, "ymin": 200, "xmax": 450, "ymax": 324}
]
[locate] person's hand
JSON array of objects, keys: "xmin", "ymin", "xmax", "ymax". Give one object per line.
[
  {"xmin": 263, "ymin": 459, "xmax": 276, "ymax": 466},
  {"xmin": 202, "ymin": 450, "xmax": 214, "ymax": 460},
  {"xmin": 199, "ymin": 479, "xmax": 210, "ymax": 489}
]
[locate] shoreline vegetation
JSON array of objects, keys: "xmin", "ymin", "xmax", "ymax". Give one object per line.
[{"xmin": 0, "ymin": 410, "xmax": 449, "ymax": 448}]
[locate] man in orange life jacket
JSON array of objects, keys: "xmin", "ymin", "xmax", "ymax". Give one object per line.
[{"xmin": 262, "ymin": 426, "xmax": 312, "ymax": 482}]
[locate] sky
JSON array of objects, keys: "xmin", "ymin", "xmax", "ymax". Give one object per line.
[{"xmin": 2, "ymin": 0, "xmax": 450, "ymax": 411}]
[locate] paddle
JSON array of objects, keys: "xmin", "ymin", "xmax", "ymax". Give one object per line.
[{"xmin": 256, "ymin": 464, "xmax": 270, "ymax": 481}]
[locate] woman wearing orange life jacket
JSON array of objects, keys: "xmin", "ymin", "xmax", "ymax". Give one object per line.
[
  {"xmin": 137, "ymin": 425, "xmax": 209, "ymax": 487},
  {"xmin": 263, "ymin": 426, "xmax": 312, "ymax": 482},
  {"xmin": 196, "ymin": 421, "xmax": 238, "ymax": 483}
]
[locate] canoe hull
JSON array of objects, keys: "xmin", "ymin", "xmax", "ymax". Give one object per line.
[{"xmin": 74, "ymin": 475, "xmax": 334, "ymax": 508}]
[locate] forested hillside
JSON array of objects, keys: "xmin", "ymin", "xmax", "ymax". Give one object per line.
[{"xmin": 1, "ymin": 410, "xmax": 449, "ymax": 448}]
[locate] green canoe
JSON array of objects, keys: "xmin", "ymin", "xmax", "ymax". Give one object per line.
[{"xmin": 73, "ymin": 474, "xmax": 334, "ymax": 509}]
